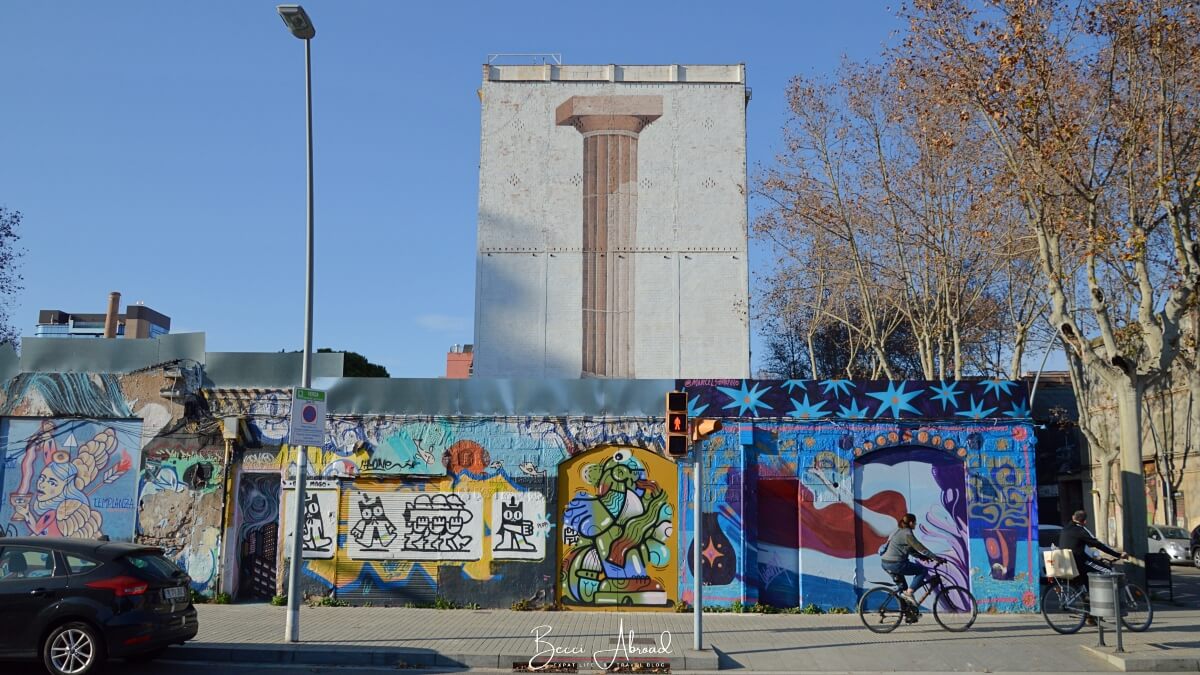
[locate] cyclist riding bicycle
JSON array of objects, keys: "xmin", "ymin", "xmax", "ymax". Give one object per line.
[
  {"xmin": 1060, "ymin": 509, "xmax": 1128, "ymax": 594},
  {"xmin": 880, "ymin": 513, "xmax": 944, "ymax": 606}
]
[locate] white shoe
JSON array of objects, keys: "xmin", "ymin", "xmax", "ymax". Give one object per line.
[{"xmin": 901, "ymin": 590, "xmax": 916, "ymax": 605}]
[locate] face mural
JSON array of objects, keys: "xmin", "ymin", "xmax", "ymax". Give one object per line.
[
  {"xmin": 851, "ymin": 446, "xmax": 971, "ymax": 603},
  {"xmin": 2, "ymin": 419, "xmax": 140, "ymax": 540},
  {"xmin": 558, "ymin": 446, "xmax": 678, "ymax": 608}
]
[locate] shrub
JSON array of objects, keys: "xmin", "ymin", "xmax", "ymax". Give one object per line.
[
  {"xmin": 212, "ymin": 592, "xmax": 232, "ymax": 605},
  {"xmin": 270, "ymin": 595, "xmax": 287, "ymax": 606}
]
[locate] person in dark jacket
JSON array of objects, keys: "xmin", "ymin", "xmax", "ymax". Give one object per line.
[
  {"xmin": 881, "ymin": 513, "xmax": 943, "ymax": 605},
  {"xmin": 1060, "ymin": 510, "xmax": 1127, "ymax": 591}
]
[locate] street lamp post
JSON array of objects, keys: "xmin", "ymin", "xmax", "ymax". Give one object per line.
[{"xmin": 277, "ymin": 3, "xmax": 316, "ymax": 644}]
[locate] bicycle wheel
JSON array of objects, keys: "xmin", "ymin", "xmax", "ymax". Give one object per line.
[
  {"xmin": 1119, "ymin": 583, "xmax": 1152, "ymax": 632},
  {"xmin": 858, "ymin": 587, "xmax": 904, "ymax": 634},
  {"xmin": 1042, "ymin": 584, "xmax": 1087, "ymax": 634},
  {"xmin": 933, "ymin": 584, "xmax": 977, "ymax": 632}
]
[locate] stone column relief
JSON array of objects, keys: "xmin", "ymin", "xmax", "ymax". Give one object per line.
[{"xmin": 557, "ymin": 96, "xmax": 663, "ymax": 378}]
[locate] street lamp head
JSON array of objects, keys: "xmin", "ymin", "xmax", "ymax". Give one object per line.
[{"xmin": 277, "ymin": 4, "xmax": 315, "ymax": 39}]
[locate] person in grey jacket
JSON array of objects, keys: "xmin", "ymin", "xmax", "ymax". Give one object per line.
[{"xmin": 880, "ymin": 513, "xmax": 943, "ymax": 604}]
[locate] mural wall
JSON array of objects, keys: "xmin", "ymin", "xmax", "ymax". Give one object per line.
[
  {"xmin": 558, "ymin": 446, "xmax": 679, "ymax": 609},
  {"xmin": 680, "ymin": 379, "xmax": 1038, "ymax": 613},
  {"xmin": 222, "ymin": 414, "xmax": 664, "ymax": 607},
  {"xmin": 0, "ymin": 372, "xmax": 1037, "ymax": 612},
  {"xmin": 138, "ymin": 434, "xmax": 226, "ymax": 593},
  {"xmin": 1, "ymin": 418, "xmax": 141, "ymax": 539},
  {"xmin": 0, "ymin": 368, "xmax": 226, "ymax": 595}
]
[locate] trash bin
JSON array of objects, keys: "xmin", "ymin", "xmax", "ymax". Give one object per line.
[{"xmin": 1088, "ymin": 572, "xmax": 1123, "ymax": 621}]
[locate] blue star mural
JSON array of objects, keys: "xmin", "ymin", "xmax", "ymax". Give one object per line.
[
  {"xmin": 837, "ymin": 399, "xmax": 872, "ymax": 419},
  {"xmin": 687, "ymin": 394, "xmax": 710, "ymax": 418},
  {"xmin": 680, "ymin": 378, "xmax": 1029, "ymax": 421},
  {"xmin": 981, "ymin": 378, "xmax": 1018, "ymax": 400},
  {"xmin": 820, "ymin": 379, "xmax": 855, "ymax": 398},
  {"xmin": 1003, "ymin": 400, "xmax": 1031, "ymax": 419},
  {"xmin": 716, "ymin": 381, "xmax": 774, "ymax": 417},
  {"xmin": 867, "ymin": 382, "xmax": 923, "ymax": 419},
  {"xmin": 787, "ymin": 394, "xmax": 831, "ymax": 420},
  {"xmin": 957, "ymin": 395, "xmax": 999, "ymax": 420},
  {"xmin": 928, "ymin": 380, "xmax": 963, "ymax": 411}
]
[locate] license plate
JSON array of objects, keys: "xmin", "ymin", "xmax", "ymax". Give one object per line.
[{"xmin": 163, "ymin": 586, "xmax": 187, "ymax": 601}]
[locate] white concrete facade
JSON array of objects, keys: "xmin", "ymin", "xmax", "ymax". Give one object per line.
[{"xmin": 473, "ymin": 64, "xmax": 750, "ymax": 379}]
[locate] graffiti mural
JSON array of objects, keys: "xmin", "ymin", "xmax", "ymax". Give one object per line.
[
  {"xmin": 347, "ymin": 491, "xmax": 484, "ymax": 560},
  {"xmin": 558, "ymin": 446, "xmax": 678, "ymax": 609},
  {"xmin": 1, "ymin": 418, "xmax": 141, "ymax": 540},
  {"xmin": 282, "ymin": 486, "xmax": 338, "ymax": 559},
  {"xmin": 137, "ymin": 436, "xmax": 226, "ymax": 593},
  {"xmin": 491, "ymin": 492, "xmax": 549, "ymax": 560},
  {"xmin": 235, "ymin": 472, "xmax": 280, "ymax": 600}
]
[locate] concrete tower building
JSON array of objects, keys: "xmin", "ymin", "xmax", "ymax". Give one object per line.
[{"xmin": 473, "ymin": 63, "xmax": 750, "ymax": 379}]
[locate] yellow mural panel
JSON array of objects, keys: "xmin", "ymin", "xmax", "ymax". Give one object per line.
[{"xmin": 557, "ymin": 445, "xmax": 679, "ymax": 610}]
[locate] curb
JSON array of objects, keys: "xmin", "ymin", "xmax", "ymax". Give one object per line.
[
  {"xmin": 164, "ymin": 643, "xmax": 721, "ymax": 671},
  {"xmin": 1081, "ymin": 644, "xmax": 1200, "ymax": 672}
]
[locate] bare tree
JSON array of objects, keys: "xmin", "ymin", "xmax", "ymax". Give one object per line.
[
  {"xmin": 756, "ymin": 61, "xmax": 1043, "ymax": 380},
  {"xmin": 0, "ymin": 207, "xmax": 24, "ymax": 346},
  {"xmin": 904, "ymin": 0, "xmax": 1200, "ymax": 566}
]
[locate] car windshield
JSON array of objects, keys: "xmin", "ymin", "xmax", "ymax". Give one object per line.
[
  {"xmin": 123, "ymin": 552, "xmax": 182, "ymax": 580},
  {"xmin": 1159, "ymin": 527, "xmax": 1188, "ymax": 540}
]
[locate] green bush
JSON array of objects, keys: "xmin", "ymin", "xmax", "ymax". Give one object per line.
[
  {"xmin": 308, "ymin": 595, "xmax": 350, "ymax": 607},
  {"xmin": 189, "ymin": 590, "xmax": 209, "ymax": 604},
  {"xmin": 270, "ymin": 595, "xmax": 287, "ymax": 606},
  {"xmin": 801, "ymin": 603, "xmax": 825, "ymax": 614},
  {"xmin": 212, "ymin": 592, "xmax": 232, "ymax": 605}
]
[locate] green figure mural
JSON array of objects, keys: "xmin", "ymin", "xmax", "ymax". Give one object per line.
[{"xmin": 558, "ymin": 447, "xmax": 678, "ymax": 608}]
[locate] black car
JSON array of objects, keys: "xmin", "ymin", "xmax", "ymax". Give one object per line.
[
  {"xmin": 0, "ymin": 537, "xmax": 198, "ymax": 675},
  {"xmin": 1192, "ymin": 525, "xmax": 1200, "ymax": 568}
]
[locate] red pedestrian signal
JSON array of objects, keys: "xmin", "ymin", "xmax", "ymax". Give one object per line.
[{"xmin": 665, "ymin": 390, "xmax": 688, "ymax": 458}]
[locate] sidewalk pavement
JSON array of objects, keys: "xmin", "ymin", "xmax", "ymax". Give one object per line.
[{"xmin": 166, "ymin": 599, "xmax": 1200, "ymax": 672}]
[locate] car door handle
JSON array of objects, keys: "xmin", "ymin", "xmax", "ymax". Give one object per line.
[{"xmin": 30, "ymin": 588, "xmax": 50, "ymax": 596}]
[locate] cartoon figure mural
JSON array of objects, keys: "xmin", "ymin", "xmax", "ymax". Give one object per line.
[
  {"xmin": 494, "ymin": 495, "xmax": 537, "ymax": 553},
  {"xmin": 351, "ymin": 494, "xmax": 398, "ymax": 552},
  {"xmin": 2, "ymin": 419, "xmax": 140, "ymax": 541},
  {"xmin": 347, "ymin": 490, "xmax": 483, "ymax": 561},
  {"xmin": 490, "ymin": 491, "xmax": 551, "ymax": 560},
  {"xmin": 558, "ymin": 446, "xmax": 678, "ymax": 609},
  {"xmin": 281, "ymin": 487, "xmax": 338, "ymax": 560},
  {"xmin": 404, "ymin": 494, "xmax": 474, "ymax": 553},
  {"xmin": 303, "ymin": 492, "xmax": 333, "ymax": 553}
]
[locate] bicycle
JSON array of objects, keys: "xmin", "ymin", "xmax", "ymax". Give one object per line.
[
  {"xmin": 858, "ymin": 559, "xmax": 977, "ymax": 633},
  {"xmin": 1041, "ymin": 561, "xmax": 1152, "ymax": 634},
  {"xmin": 1042, "ymin": 576, "xmax": 1152, "ymax": 634}
]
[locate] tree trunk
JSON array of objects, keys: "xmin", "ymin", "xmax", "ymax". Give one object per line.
[
  {"xmin": 807, "ymin": 334, "xmax": 819, "ymax": 380},
  {"xmin": 1114, "ymin": 378, "xmax": 1149, "ymax": 586},
  {"xmin": 1096, "ymin": 456, "xmax": 1114, "ymax": 544}
]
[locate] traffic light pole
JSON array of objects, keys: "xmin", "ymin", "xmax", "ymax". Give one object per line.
[{"xmin": 693, "ymin": 438, "xmax": 704, "ymax": 651}]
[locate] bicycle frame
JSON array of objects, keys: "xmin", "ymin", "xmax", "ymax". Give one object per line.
[
  {"xmin": 1047, "ymin": 577, "xmax": 1087, "ymax": 611},
  {"xmin": 898, "ymin": 564, "xmax": 947, "ymax": 608}
]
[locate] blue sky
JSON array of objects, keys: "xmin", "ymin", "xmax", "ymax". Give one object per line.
[{"xmin": 1, "ymin": 1, "xmax": 902, "ymax": 377}]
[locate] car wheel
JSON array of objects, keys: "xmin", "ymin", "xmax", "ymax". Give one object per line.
[
  {"xmin": 43, "ymin": 621, "xmax": 104, "ymax": 675},
  {"xmin": 1193, "ymin": 549, "xmax": 1200, "ymax": 568}
]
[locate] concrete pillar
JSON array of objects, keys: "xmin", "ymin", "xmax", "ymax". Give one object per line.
[{"xmin": 556, "ymin": 95, "xmax": 662, "ymax": 377}]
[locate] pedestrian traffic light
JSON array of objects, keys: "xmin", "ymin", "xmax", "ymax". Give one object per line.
[{"xmin": 666, "ymin": 390, "xmax": 688, "ymax": 457}]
